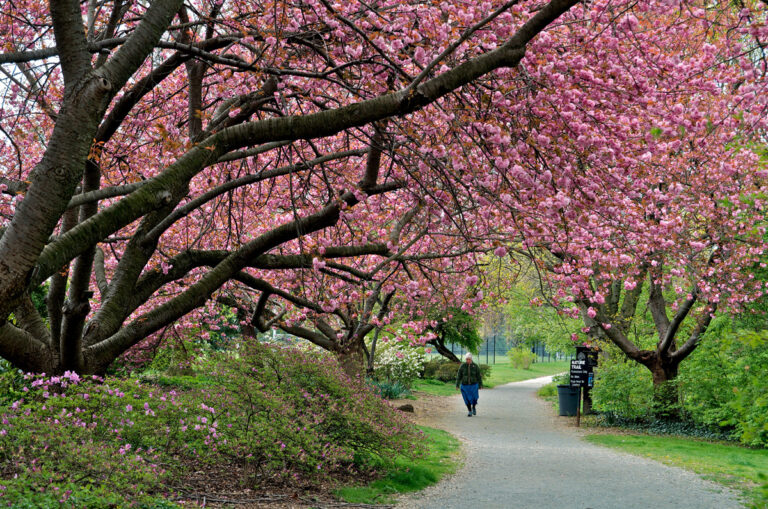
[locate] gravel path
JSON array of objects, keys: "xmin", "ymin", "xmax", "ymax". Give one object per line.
[{"xmin": 396, "ymin": 376, "xmax": 744, "ymax": 509}]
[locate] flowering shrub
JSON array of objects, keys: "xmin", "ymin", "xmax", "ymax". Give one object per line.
[
  {"xmin": 0, "ymin": 343, "xmax": 424, "ymax": 506},
  {"xmin": 0, "ymin": 372, "xmax": 214, "ymax": 507},
  {"xmin": 212, "ymin": 343, "xmax": 423, "ymax": 477},
  {"xmin": 372, "ymin": 341, "xmax": 427, "ymax": 388}
]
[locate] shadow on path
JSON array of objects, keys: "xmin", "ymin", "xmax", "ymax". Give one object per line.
[{"xmin": 397, "ymin": 376, "xmax": 744, "ymax": 509}]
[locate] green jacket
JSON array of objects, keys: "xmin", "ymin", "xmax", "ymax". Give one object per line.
[{"xmin": 456, "ymin": 362, "xmax": 483, "ymax": 388}]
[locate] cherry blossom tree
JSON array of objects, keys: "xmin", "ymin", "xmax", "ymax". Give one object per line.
[
  {"xmin": 0, "ymin": 0, "xmax": 579, "ymax": 374},
  {"xmin": 479, "ymin": 3, "xmax": 768, "ymax": 402}
]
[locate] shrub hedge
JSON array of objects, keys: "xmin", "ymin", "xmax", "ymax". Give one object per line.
[{"xmin": 0, "ymin": 343, "xmax": 425, "ymax": 506}]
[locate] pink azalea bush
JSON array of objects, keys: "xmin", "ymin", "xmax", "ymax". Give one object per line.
[{"xmin": 0, "ymin": 344, "xmax": 423, "ymax": 506}]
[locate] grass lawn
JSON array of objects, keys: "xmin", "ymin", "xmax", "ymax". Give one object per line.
[
  {"xmin": 335, "ymin": 426, "xmax": 460, "ymax": 504},
  {"xmin": 412, "ymin": 360, "xmax": 568, "ymax": 396},
  {"xmin": 483, "ymin": 361, "xmax": 568, "ymax": 388},
  {"xmin": 585, "ymin": 434, "xmax": 768, "ymax": 508}
]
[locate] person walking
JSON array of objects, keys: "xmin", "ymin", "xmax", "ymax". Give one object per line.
[{"xmin": 456, "ymin": 352, "xmax": 483, "ymax": 416}]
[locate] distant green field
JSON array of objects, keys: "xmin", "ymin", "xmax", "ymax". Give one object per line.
[
  {"xmin": 586, "ymin": 434, "xmax": 768, "ymax": 508},
  {"xmin": 412, "ymin": 361, "xmax": 567, "ymax": 396},
  {"xmin": 483, "ymin": 361, "xmax": 568, "ymax": 388}
]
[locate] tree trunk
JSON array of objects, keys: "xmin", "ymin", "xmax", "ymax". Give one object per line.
[
  {"xmin": 366, "ymin": 327, "xmax": 380, "ymax": 376},
  {"xmin": 428, "ymin": 336, "xmax": 461, "ymax": 363},
  {"xmin": 427, "ymin": 339, "xmax": 461, "ymax": 362},
  {"xmin": 644, "ymin": 354, "xmax": 681, "ymax": 418},
  {"xmin": 336, "ymin": 340, "xmax": 366, "ymax": 379}
]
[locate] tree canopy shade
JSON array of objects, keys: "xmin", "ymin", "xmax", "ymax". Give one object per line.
[{"xmin": 0, "ymin": 0, "xmax": 766, "ymax": 377}]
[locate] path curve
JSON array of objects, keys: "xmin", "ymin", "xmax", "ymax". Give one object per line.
[{"xmin": 396, "ymin": 376, "xmax": 744, "ymax": 509}]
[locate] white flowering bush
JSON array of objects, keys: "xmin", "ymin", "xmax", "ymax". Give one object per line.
[{"xmin": 373, "ymin": 340, "xmax": 427, "ymax": 388}]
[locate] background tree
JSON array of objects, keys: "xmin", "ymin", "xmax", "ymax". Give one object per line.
[
  {"xmin": 479, "ymin": 4, "xmax": 768, "ymax": 407},
  {"xmin": 426, "ymin": 308, "xmax": 483, "ymax": 362}
]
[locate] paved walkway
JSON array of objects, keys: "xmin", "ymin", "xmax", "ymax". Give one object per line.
[{"xmin": 396, "ymin": 376, "xmax": 744, "ymax": 509}]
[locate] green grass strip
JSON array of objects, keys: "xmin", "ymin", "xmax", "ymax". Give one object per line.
[
  {"xmin": 585, "ymin": 434, "xmax": 768, "ymax": 508},
  {"xmin": 335, "ymin": 426, "xmax": 460, "ymax": 504},
  {"xmin": 483, "ymin": 361, "xmax": 568, "ymax": 388}
]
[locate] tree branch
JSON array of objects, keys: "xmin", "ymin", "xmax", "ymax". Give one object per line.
[
  {"xmin": 659, "ymin": 286, "xmax": 698, "ymax": 354},
  {"xmin": 671, "ymin": 302, "xmax": 717, "ymax": 362},
  {"xmin": 50, "ymin": 0, "xmax": 91, "ymax": 85}
]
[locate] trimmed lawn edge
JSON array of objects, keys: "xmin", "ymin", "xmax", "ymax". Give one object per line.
[
  {"xmin": 335, "ymin": 426, "xmax": 461, "ymax": 505},
  {"xmin": 584, "ymin": 433, "xmax": 768, "ymax": 508}
]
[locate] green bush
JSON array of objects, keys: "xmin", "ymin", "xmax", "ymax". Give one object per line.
[
  {"xmin": 507, "ymin": 347, "xmax": 536, "ymax": 369},
  {"xmin": 552, "ymin": 372, "xmax": 570, "ymax": 386},
  {"xmin": 209, "ymin": 343, "xmax": 425, "ymax": 475},
  {"xmin": 591, "ymin": 354, "xmax": 655, "ymax": 420},
  {"xmin": 0, "ymin": 372, "xmax": 209, "ymax": 506},
  {"xmin": 368, "ymin": 379, "xmax": 411, "ymax": 399},
  {"xmin": 537, "ymin": 382, "xmax": 557, "ymax": 399},
  {"xmin": 679, "ymin": 330, "xmax": 768, "ymax": 447},
  {"xmin": 435, "ymin": 362, "xmax": 460, "ymax": 382},
  {"xmin": 422, "ymin": 358, "xmax": 447, "ymax": 379}
]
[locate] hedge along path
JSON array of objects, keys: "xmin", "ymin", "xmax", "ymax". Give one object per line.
[{"xmin": 397, "ymin": 376, "xmax": 744, "ymax": 509}]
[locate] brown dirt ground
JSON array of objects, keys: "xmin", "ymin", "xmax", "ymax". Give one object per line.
[{"xmin": 388, "ymin": 392, "xmax": 454, "ymax": 428}]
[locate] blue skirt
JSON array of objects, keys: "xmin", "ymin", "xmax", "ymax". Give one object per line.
[{"xmin": 460, "ymin": 383, "xmax": 479, "ymax": 406}]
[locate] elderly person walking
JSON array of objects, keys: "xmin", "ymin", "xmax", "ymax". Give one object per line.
[{"xmin": 456, "ymin": 352, "xmax": 483, "ymax": 416}]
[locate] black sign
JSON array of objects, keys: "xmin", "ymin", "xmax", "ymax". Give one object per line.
[
  {"xmin": 570, "ymin": 359, "xmax": 591, "ymax": 388},
  {"xmin": 576, "ymin": 346, "xmax": 598, "ymax": 368}
]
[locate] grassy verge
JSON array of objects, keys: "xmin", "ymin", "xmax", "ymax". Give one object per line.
[
  {"xmin": 585, "ymin": 434, "xmax": 768, "ymax": 508},
  {"xmin": 335, "ymin": 426, "xmax": 460, "ymax": 505},
  {"xmin": 412, "ymin": 378, "xmax": 459, "ymax": 396},
  {"xmin": 413, "ymin": 361, "xmax": 568, "ymax": 396}
]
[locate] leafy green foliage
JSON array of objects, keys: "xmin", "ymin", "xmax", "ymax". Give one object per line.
[
  {"xmin": 591, "ymin": 352, "xmax": 654, "ymax": 420},
  {"xmin": 432, "ymin": 308, "xmax": 483, "ymax": 354},
  {"xmin": 0, "ymin": 477, "xmax": 178, "ymax": 508},
  {"xmin": 591, "ymin": 328, "xmax": 768, "ymax": 448},
  {"xmin": 206, "ymin": 343, "xmax": 425, "ymax": 475},
  {"xmin": 368, "ymin": 379, "xmax": 411, "ymax": 399},
  {"xmin": 421, "ymin": 359, "xmax": 490, "ymax": 383},
  {"xmin": 507, "ymin": 347, "xmax": 536, "ymax": 369},
  {"xmin": 491, "ymin": 285, "xmax": 583, "ymax": 354},
  {"xmin": 679, "ymin": 328, "xmax": 768, "ymax": 447},
  {"xmin": 29, "ymin": 282, "xmax": 49, "ymax": 320},
  {"xmin": 0, "ymin": 372, "xmax": 209, "ymax": 506},
  {"xmin": 537, "ymin": 382, "xmax": 557, "ymax": 400}
]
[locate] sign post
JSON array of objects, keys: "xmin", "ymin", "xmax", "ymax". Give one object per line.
[
  {"xmin": 569, "ymin": 347, "xmax": 598, "ymax": 427},
  {"xmin": 569, "ymin": 358, "xmax": 588, "ymax": 427}
]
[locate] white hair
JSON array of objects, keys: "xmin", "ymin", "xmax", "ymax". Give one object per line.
[{"xmin": 464, "ymin": 352, "xmax": 473, "ymax": 360}]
